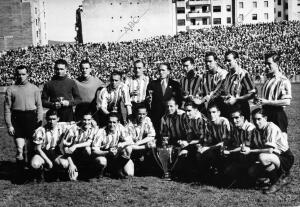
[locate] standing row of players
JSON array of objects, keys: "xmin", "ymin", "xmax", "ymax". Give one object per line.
[{"xmin": 4, "ymin": 50, "xmax": 293, "ymax": 194}]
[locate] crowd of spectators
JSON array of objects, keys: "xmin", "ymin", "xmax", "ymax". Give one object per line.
[{"xmin": 0, "ymin": 20, "xmax": 299, "ymax": 86}]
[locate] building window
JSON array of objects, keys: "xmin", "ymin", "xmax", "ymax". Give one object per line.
[
  {"xmin": 278, "ymin": 11, "xmax": 282, "ymax": 17},
  {"xmin": 35, "ymin": 8, "xmax": 37, "ymax": 14},
  {"xmin": 213, "ymin": 6, "xmax": 221, "ymax": 12},
  {"xmin": 36, "ymin": 19, "xmax": 38, "ymax": 25},
  {"xmin": 252, "ymin": 14, "xmax": 257, "ymax": 20},
  {"xmin": 203, "ymin": 18, "xmax": 208, "ymax": 25},
  {"xmin": 177, "ymin": 19, "xmax": 185, "ymax": 26},
  {"xmin": 36, "ymin": 31, "xmax": 39, "ymax": 38},
  {"xmin": 264, "ymin": 13, "xmax": 269, "ymax": 19},
  {"xmin": 190, "ymin": 6, "xmax": 196, "ymax": 12},
  {"xmin": 213, "ymin": 18, "xmax": 221, "ymax": 24},
  {"xmin": 264, "ymin": 1, "xmax": 268, "ymax": 7},
  {"xmin": 239, "ymin": 2, "xmax": 244, "ymax": 9},
  {"xmin": 226, "ymin": 5, "xmax": 231, "ymax": 12},
  {"xmin": 227, "ymin": 17, "xmax": 231, "ymax": 23},
  {"xmin": 177, "ymin": 7, "xmax": 185, "ymax": 14},
  {"xmin": 202, "ymin": 6, "xmax": 209, "ymax": 13},
  {"xmin": 253, "ymin": 1, "xmax": 257, "ymax": 8},
  {"xmin": 278, "ymin": 0, "xmax": 281, "ymax": 6},
  {"xmin": 238, "ymin": 14, "xmax": 244, "ymax": 22},
  {"xmin": 191, "ymin": 19, "xmax": 196, "ymax": 25}
]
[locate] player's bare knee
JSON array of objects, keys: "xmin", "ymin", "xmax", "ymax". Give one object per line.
[
  {"xmin": 95, "ymin": 156, "xmax": 107, "ymax": 167},
  {"xmin": 31, "ymin": 158, "xmax": 42, "ymax": 169},
  {"xmin": 124, "ymin": 159, "xmax": 134, "ymax": 176}
]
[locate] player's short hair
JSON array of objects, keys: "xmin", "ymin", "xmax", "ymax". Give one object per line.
[
  {"xmin": 166, "ymin": 97, "xmax": 178, "ymax": 105},
  {"xmin": 225, "ymin": 50, "xmax": 239, "ymax": 59},
  {"xmin": 251, "ymin": 107, "xmax": 267, "ymax": 117},
  {"xmin": 136, "ymin": 103, "xmax": 147, "ymax": 111},
  {"xmin": 110, "ymin": 70, "xmax": 122, "ymax": 79},
  {"xmin": 46, "ymin": 109, "xmax": 58, "ymax": 119},
  {"xmin": 133, "ymin": 59, "xmax": 145, "ymax": 67},
  {"xmin": 79, "ymin": 59, "xmax": 91, "ymax": 68},
  {"xmin": 54, "ymin": 59, "xmax": 68, "ymax": 69},
  {"xmin": 15, "ymin": 65, "xmax": 29, "ymax": 75},
  {"xmin": 108, "ymin": 112, "xmax": 120, "ymax": 121},
  {"xmin": 207, "ymin": 102, "xmax": 220, "ymax": 111},
  {"xmin": 184, "ymin": 97, "xmax": 198, "ymax": 109},
  {"xmin": 264, "ymin": 52, "xmax": 280, "ymax": 63},
  {"xmin": 159, "ymin": 62, "xmax": 172, "ymax": 71},
  {"xmin": 205, "ymin": 52, "xmax": 218, "ymax": 61},
  {"xmin": 181, "ymin": 57, "xmax": 195, "ymax": 65},
  {"xmin": 230, "ymin": 104, "xmax": 244, "ymax": 117}
]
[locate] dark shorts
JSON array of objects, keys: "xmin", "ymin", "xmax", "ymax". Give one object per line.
[
  {"xmin": 263, "ymin": 106, "xmax": 288, "ymax": 133},
  {"xmin": 276, "ymin": 149, "xmax": 294, "ymax": 174},
  {"xmin": 44, "ymin": 147, "xmax": 62, "ymax": 162},
  {"xmin": 12, "ymin": 110, "xmax": 38, "ymax": 139}
]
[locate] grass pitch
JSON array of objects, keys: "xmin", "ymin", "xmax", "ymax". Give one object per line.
[{"xmin": 0, "ymin": 85, "xmax": 299, "ymax": 207}]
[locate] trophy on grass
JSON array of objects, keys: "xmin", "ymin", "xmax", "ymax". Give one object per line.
[{"xmin": 153, "ymin": 136, "xmax": 179, "ymax": 180}]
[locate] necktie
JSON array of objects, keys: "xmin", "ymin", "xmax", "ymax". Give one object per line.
[{"xmin": 161, "ymin": 79, "xmax": 167, "ymax": 95}]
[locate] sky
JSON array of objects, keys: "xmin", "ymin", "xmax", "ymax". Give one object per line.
[{"xmin": 46, "ymin": 0, "xmax": 83, "ymax": 42}]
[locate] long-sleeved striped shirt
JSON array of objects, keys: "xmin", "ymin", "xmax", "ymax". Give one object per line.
[
  {"xmin": 222, "ymin": 69, "xmax": 256, "ymax": 97},
  {"xmin": 160, "ymin": 110, "xmax": 188, "ymax": 145},
  {"xmin": 125, "ymin": 76, "xmax": 149, "ymax": 103},
  {"xmin": 92, "ymin": 123, "xmax": 132, "ymax": 150},
  {"xmin": 33, "ymin": 122, "xmax": 73, "ymax": 151},
  {"xmin": 180, "ymin": 71, "xmax": 202, "ymax": 97},
  {"xmin": 261, "ymin": 73, "xmax": 292, "ymax": 101},
  {"xmin": 201, "ymin": 67, "xmax": 228, "ymax": 98},
  {"xmin": 205, "ymin": 117, "xmax": 230, "ymax": 146},
  {"xmin": 226, "ymin": 120, "xmax": 255, "ymax": 149},
  {"xmin": 96, "ymin": 83, "xmax": 132, "ymax": 111},
  {"xmin": 126, "ymin": 116, "xmax": 156, "ymax": 143},
  {"xmin": 185, "ymin": 112, "xmax": 208, "ymax": 144}
]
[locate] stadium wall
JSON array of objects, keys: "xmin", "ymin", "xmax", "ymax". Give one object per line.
[{"xmin": 81, "ymin": 0, "xmax": 176, "ymax": 42}]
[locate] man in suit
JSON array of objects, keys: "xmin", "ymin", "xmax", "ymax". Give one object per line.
[{"xmin": 146, "ymin": 62, "xmax": 183, "ymax": 135}]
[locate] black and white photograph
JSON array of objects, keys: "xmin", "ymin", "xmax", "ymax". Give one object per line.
[{"xmin": 0, "ymin": 0, "xmax": 299, "ymax": 206}]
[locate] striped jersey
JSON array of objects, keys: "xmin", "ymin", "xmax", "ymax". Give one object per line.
[
  {"xmin": 222, "ymin": 69, "xmax": 256, "ymax": 97},
  {"xmin": 33, "ymin": 122, "xmax": 74, "ymax": 150},
  {"xmin": 92, "ymin": 123, "xmax": 132, "ymax": 150},
  {"xmin": 226, "ymin": 120, "xmax": 255, "ymax": 149},
  {"xmin": 201, "ymin": 67, "xmax": 228, "ymax": 97},
  {"xmin": 185, "ymin": 112, "xmax": 208, "ymax": 144},
  {"xmin": 63, "ymin": 125, "xmax": 98, "ymax": 147},
  {"xmin": 125, "ymin": 76, "xmax": 149, "ymax": 103},
  {"xmin": 180, "ymin": 71, "xmax": 202, "ymax": 96},
  {"xmin": 96, "ymin": 83, "xmax": 132, "ymax": 111},
  {"xmin": 160, "ymin": 109, "xmax": 188, "ymax": 145},
  {"xmin": 205, "ymin": 117, "xmax": 231, "ymax": 146},
  {"xmin": 261, "ymin": 73, "xmax": 292, "ymax": 101},
  {"xmin": 126, "ymin": 116, "xmax": 156, "ymax": 143},
  {"xmin": 250, "ymin": 122, "xmax": 289, "ymax": 154}
]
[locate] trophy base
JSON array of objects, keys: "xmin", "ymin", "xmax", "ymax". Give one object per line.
[{"xmin": 163, "ymin": 172, "xmax": 171, "ymax": 181}]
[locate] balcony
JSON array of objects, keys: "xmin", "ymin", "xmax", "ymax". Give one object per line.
[
  {"xmin": 176, "ymin": 1, "xmax": 186, "ymax": 7},
  {"xmin": 187, "ymin": 11, "xmax": 211, "ymax": 18},
  {"xmin": 188, "ymin": 0, "xmax": 211, "ymax": 6}
]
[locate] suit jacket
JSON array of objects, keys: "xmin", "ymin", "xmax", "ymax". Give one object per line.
[{"xmin": 146, "ymin": 78, "xmax": 183, "ymax": 132}]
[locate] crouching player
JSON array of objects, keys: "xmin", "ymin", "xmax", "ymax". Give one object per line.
[
  {"xmin": 221, "ymin": 106, "xmax": 255, "ymax": 187},
  {"xmin": 126, "ymin": 105, "xmax": 156, "ymax": 175},
  {"xmin": 245, "ymin": 108, "xmax": 294, "ymax": 194},
  {"xmin": 59, "ymin": 112, "xmax": 98, "ymax": 181},
  {"xmin": 196, "ymin": 103, "xmax": 230, "ymax": 182},
  {"xmin": 31, "ymin": 110, "xmax": 74, "ymax": 182},
  {"xmin": 174, "ymin": 100, "xmax": 207, "ymax": 180},
  {"xmin": 91, "ymin": 113, "xmax": 134, "ymax": 179}
]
